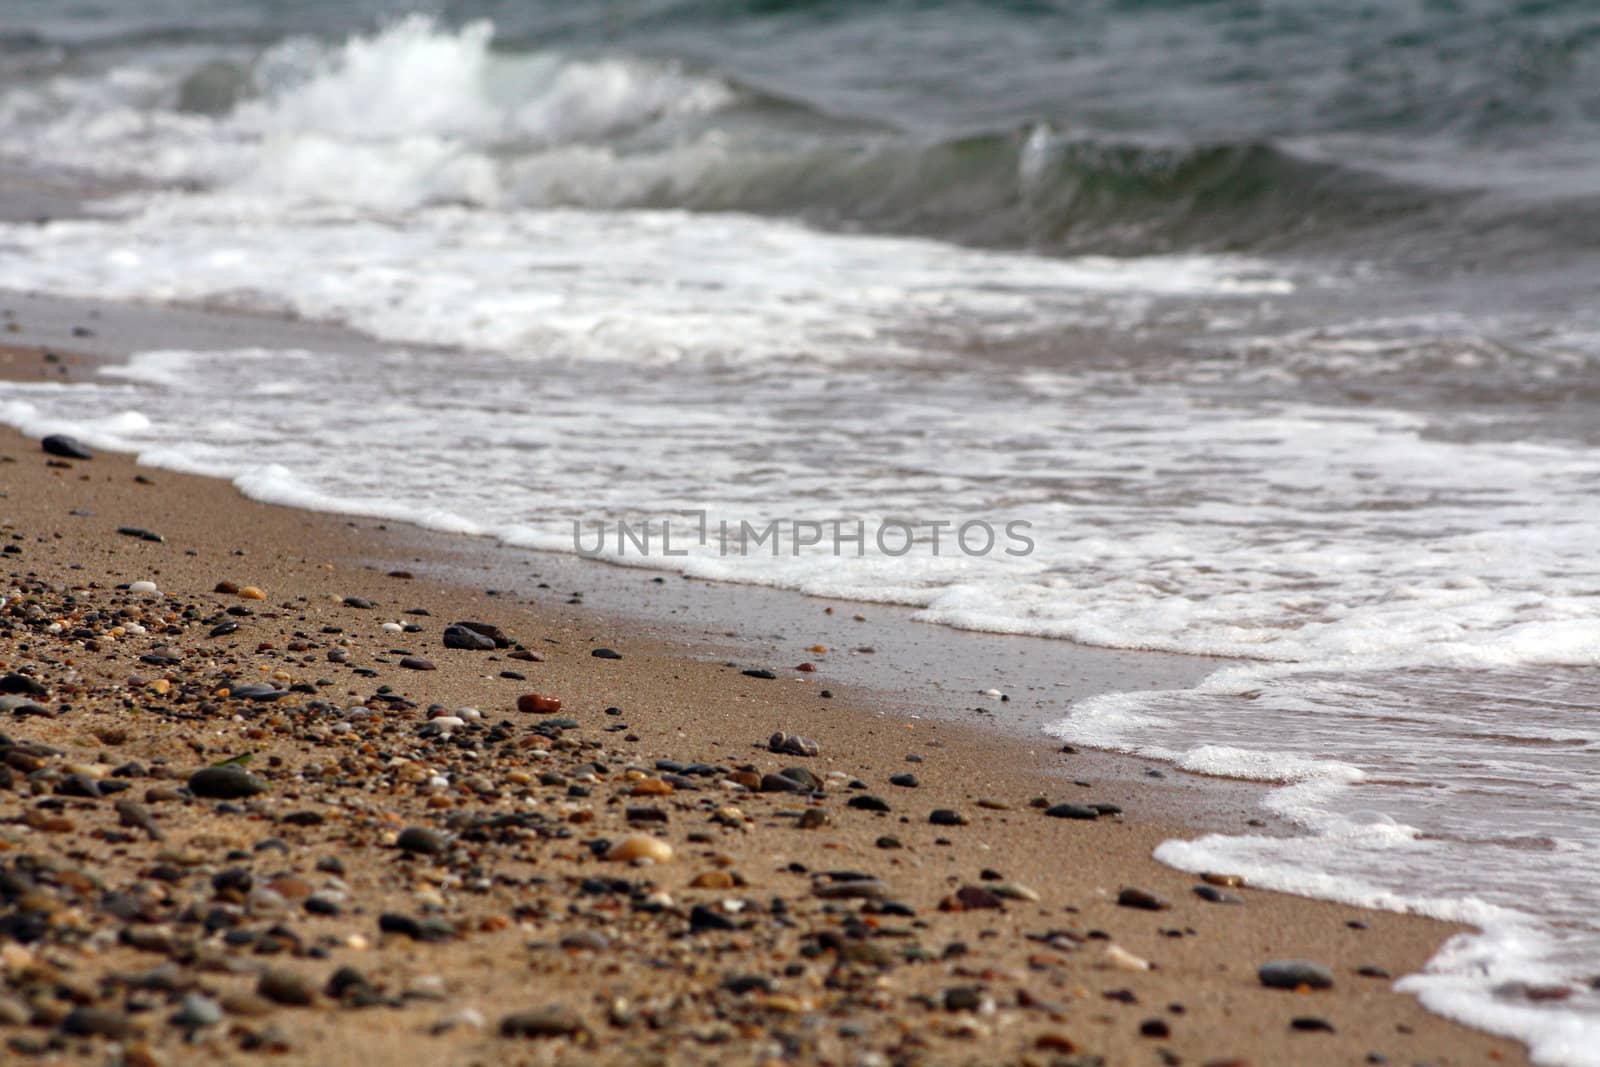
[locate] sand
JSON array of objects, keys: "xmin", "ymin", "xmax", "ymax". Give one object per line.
[{"xmin": 0, "ymin": 307, "xmax": 1529, "ymax": 1066}]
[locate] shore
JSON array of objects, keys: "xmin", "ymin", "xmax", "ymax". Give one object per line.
[{"xmin": 0, "ymin": 303, "xmax": 1529, "ymax": 1066}]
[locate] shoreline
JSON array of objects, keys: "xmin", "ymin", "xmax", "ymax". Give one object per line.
[{"xmin": 0, "ymin": 297, "xmax": 1531, "ymax": 1064}]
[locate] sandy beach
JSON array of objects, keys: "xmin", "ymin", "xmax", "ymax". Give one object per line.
[{"xmin": 0, "ymin": 305, "xmax": 1529, "ymax": 1066}]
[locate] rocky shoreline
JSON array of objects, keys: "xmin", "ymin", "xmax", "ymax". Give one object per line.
[{"xmin": 0, "ymin": 334, "xmax": 1528, "ymax": 1065}]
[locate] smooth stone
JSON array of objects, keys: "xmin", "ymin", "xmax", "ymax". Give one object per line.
[
  {"xmin": 760, "ymin": 772, "xmax": 811, "ymax": 794},
  {"xmin": 500, "ymin": 1006, "xmax": 586, "ymax": 1039},
  {"xmin": 951, "ymin": 885, "xmax": 1004, "ymax": 910},
  {"xmin": 590, "ymin": 648, "xmax": 622, "ymax": 659},
  {"xmin": 1116, "ymin": 887, "xmax": 1170, "ymax": 911},
  {"xmin": 399, "ymin": 656, "xmax": 436, "ymax": 671},
  {"xmin": 689, "ymin": 904, "xmax": 737, "ymax": 932},
  {"xmin": 1194, "ymin": 885, "xmax": 1244, "ymax": 904},
  {"xmin": 1291, "ymin": 1016, "xmax": 1336, "ymax": 1032},
  {"xmin": 442, "ymin": 625, "xmax": 495, "ymax": 651},
  {"xmin": 741, "ymin": 669, "xmax": 777, "ymax": 679},
  {"xmin": 228, "ymin": 684, "xmax": 288, "ymax": 702},
  {"xmin": 848, "ymin": 794, "xmax": 891, "ymax": 813},
  {"xmin": 188, "ymin": 766, "xmax": 268, "ymax": 799},
  {"xmin": 258, "ymin": 969, "xmax": 317, "ymax": 1006},
  {"xmin": 769, "ymin": 731, "xmax": 818, "ymax": 757},
  {"xmin": 943, "ymin": 987, "xmax": 982, "ymax": 1012},
  {"xmin": 61, "ymin": 1006, "xmax": 132, "ymax": 1038},
  {"xmin": 118, "ymin": 527, "xmax": 165, "ymax": 543},
  {"xmin": 41, "ymin": 434, "xmax": 92, "ymax": 460},
  {"xmin": 814, "ymin": 878, "xmax": 889, "ymax": 900},
  {"xmin": 559, "ymin": 930, "xmax": 610, "ymax": 952},
  {"xmin": 779, "ymin": 766, "xmax": 822, "ymax": 791},
  {"xmin": 454, "ymin": 621, "xmax": 510, "ymax": 647},
  {"xmin": 1259, "ymin": 960, "xmax": 1335, "ymax": 991},
  {"xmin": 396, "ymin": 826, "xmax": 448, "ymax": 854},
  {"xmin": 608, "ymin": 835, "xmax": 672, "ymax": 863},
  {"xmin": 343, "ymin": 597, "xmax": 375, "ymax": 609},
  {"xmin": 172, "ymin": 993, "xmax": 224, "ymax": 1028},
  {"xmin": 929, "ymin": 809, "xmax": 967, "ymax": 826},
  {"xmin": 0, "ymin": 673, "xmax": 47, "ymax": 698},
  {"xmin": 889, "ymin": 773, "xmax": 919, "ymax": 788},
  {"xmin": 1044, "ymin": 803, "xmax": 1099, "ymax": 820}
]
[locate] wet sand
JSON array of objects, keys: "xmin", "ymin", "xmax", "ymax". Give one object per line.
[{"xmin": 0, "ymin": 301, "xmax": 1529, "ymax": 1066}]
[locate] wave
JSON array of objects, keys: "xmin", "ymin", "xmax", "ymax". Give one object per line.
[{"xmin": 2, "ymin": 14, "xmax": 1592, "ymax": 264}]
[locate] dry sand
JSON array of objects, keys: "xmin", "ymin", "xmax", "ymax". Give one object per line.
[{"xmin": 0, "ymin": 320, "xmax": 1529, "ymax": 1066}]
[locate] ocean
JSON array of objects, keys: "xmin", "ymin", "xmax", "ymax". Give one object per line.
[{"xmin": 1, "ymin": 1, "xmax": 1599, "ymax": 1060}]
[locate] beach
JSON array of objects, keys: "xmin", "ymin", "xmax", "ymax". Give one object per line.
[{"xmin": 0, "ymin": 309, "xmax": 1528, "ymax": 1065}]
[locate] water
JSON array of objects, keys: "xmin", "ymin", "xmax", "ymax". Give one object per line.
[{"xmin": 1, "ymin": 4, "xmax": 1599, "ymax": 1061}]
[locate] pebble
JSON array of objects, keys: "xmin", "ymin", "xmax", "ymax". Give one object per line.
[
  {"xmin": 1194, "ymin": 885, "xmax": 1244, "ymax": 904},
  {"xmin": 128, "ymin": 580, "xmax": 160, "ymax": 595},
  {"xmin": 742, "ymin": 669, "xmax": 777, "ymax": 679},
  {"xmin": 500, "ymin": 1005, "xmax": 587, "ymax": 1039},
  {"xmin": 517, "ymin": 693, "xmax": 562, "ymax": 714},
  {"xmin": 1202, "ymin": 872, "xmax": 1246, "ymax": 887},
  {"xmin": 690, "ymin": 871, "xmax": 737, "ymax": 890},
  {"xmin": 257, "ymin": 969, "xmax": 318, "ymax": 1007},
  {"xmin": 591, "ymin": 647, "xmax": 622, "ymax": 659},
  {"xmin": 396, "ymin": 826, "xmax": 448, "ymax": 855},
  {"xmin": 814, "ymin": 878, "xmax": 889, "ymax": 900},
  {"xmin": 1291, "ymin": 1016, "xmax": 1336, "ymax": 1032},
  {"xmin": 0, "ymin": 673, "xmax": 48, "ymax": 698},
  {"xmin": 942, "ymin": 986, "xmax": 983, "ymax": 1012},
  {"xmin": 172, "ymin": 993, "xmax": 224, "ymax": 1029},
  {"xmin": 343, "ymin": 596, "xmax": 375, "ymax": 609},
  {"xmin": 929, "ymin": 809, "xmax": 968, "ymax": 826},
  {"xmin": 769, "ymin": 732, "xmax": 819, "ymax": 757},
  {"xmin": 118, "ymin": 527, "xmax": 165, "ymax": 543},
  {"xmin": 1103, "ymin": 944, "xmax": 1152, "ymax": 972},
  {"xmin": 188, "ymin": 765, "xmax": 269, "ymax": 799},
  {"xmin": 848, "ymin": 794, "xmax": 891, "ymax": 813},
  {"xmin": 61, "ymin": 1006, "xmax": 133, "ymax": 1039},
  {"xmin": 1044, "ymin": 803, "xmax": 1099, "ymax": 820},
  {"xmin": 228, "ymin": 683, "xmax": 288, "ymax": 702},
  {"xmin": 1259, "ymin": 960, "xmax": 1335, "ymax": 991},
  {"xmin": 889, "ymin": 772, "xmax": 919, "ymax": 787},
  {"xmin": 453, "ymin": 621, "xmax": 510, "ymax": 646},
  {"xmin": 560, "ymin": 930, "xmax": 610, "ymax": 952},
  {"xmin": 1117, "ymin": 887, "xmax": 1171, "ymax": 911},
  {"xmin": 608, "ymin": 835, "xmax": 673, "ymax": 863},
  {"xmin": 991, "ymin": 882, "xmax": 1041, "ymax": 902},
  {"xmin": 41, "ymin": 433, "xmax": 93, "ymax": 460},
  {"xmin": 399, "ymin": 656, "xmax": 436, "ymax": 671},
  {"xmin": 443, "ymin": 624, "xmax": 496, "ymax": 650}
]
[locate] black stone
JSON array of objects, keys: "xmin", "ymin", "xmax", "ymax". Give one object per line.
[
  {"xmin": 442, "ymin": 624, "xmax": 496, "ymax": 651},
  {"xmin": 1044, "ymin": 803, "xmax": 1099, "ymax": 820},
  {"xmin": 188, "ymin": 765, "xmax": 268, "ymax": 799},
  {"xmin": 0, "ymin": 674, "xmax": 47, "ymax": 698},
  {"xmin": 116, "ymin": 526, "xmax": 165, "ymax": 543},
  {"xmin": 41, "ymin": 434, "xmax": 92, "ymax": 460}
]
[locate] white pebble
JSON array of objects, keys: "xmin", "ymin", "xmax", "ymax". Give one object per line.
[
  {"xmin": 382, "ymin": 622, "xmax": 403, "ymax": 632},
  {"xmin": 1102, "ymin": 944, "xmax": 1151, "ymax": 971},
  {"xmin": 123, "ymin": 623, "xmax": 147, "ymax": 635},
  {"xmin": 129, "ymin": 580, "xmax": 159, "ymax": 595},
  {"xmin": 456, "ymin": 707, "xmax": 482, "ymax": 721}
]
